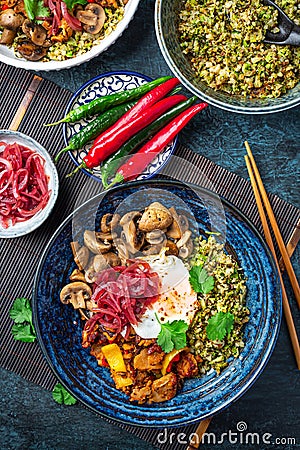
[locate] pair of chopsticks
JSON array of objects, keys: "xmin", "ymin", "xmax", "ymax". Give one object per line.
[{"xmin": 244, "ymin": 141, "xmax": 300, "ymax": 369}]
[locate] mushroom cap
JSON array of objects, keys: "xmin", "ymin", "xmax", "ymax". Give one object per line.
[
  {"xmin": 84, "ymin": 230, "xmax": 111, "ymax": 254},
  {"xmin": 0, "ymin": 9, "xmax": 24, "ymax": 30},
  {"xmin": 121, "ymin": 219, "xmax": 144, "ymax": 254},
  {"xmin": 22, "ymin": 19, "xmax": 47, "ymax": 46},
  {"xmin": 77, "ymin": 3, "xmax": 106, "ymax": 35},
  {"xmin": 16, "ymin": 40, "xmax": 47, "ymax": 61},
  {"xmin": 100, "ymin": 213, "xmax": 120, "ymax": 233},
  {"xmin": 59, "ymin": 282, "xmax": 92, "ymax": 309}
]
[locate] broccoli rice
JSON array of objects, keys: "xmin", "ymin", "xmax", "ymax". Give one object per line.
[
  {"xmin": 178, "ymin": 0, "xmax": 300, "ymax": 98},
  {"xmin": 187, "ymin": 236, "xmax": 249, "ymax": 375}
]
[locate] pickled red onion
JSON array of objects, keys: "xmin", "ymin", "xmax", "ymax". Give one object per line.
[{"xmin": 0, "ymin": 142, "xmax": 51, "ymax": 229}]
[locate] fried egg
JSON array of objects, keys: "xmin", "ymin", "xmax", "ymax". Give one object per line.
[{"xmin": 132, "ymin": 254, "xmax": 198, "ymax": 339}]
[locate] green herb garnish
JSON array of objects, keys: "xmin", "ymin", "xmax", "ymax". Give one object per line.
[
  {"xmin": 52, "ymin": 383, "xmax": 77, "ymax": 405},
  {"xmin": 156, "ymin": 315, "xmax": 188, "ymax": 353},
  {"xmin": 24, "ymin": 0, "xmax": 50, "ymax": 21},
  {"xmin": 64, "ymin": 0, "xmax": 87, "ymax": 10},
  {"xmin": 9, "ymin": 297, "xmax": 36, "ymax": 343},
  {"xmin": 189, "ymin": 265, "xmax": 214, "ymax": 294},
  {"xmin": 206, "ymin": 311, "xmax": 234, "ymax": 341}
]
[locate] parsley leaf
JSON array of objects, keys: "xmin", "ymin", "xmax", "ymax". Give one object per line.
[
  {"xmin": 206, "ymin": 312, "xmax": 234, "ymax": 341},
  {"xmin": 24, "ymin": 0, "xmax": 50, "ymax": 21},
  {"xmin": 52, "ymin": 383, "xmax": 77, "ymax": 405},
  {"xmin": 156, "ymin": 316, "xmax": 188, "ymax": 353},
  {"xmin": 64, "ymin": 0, "xmax": 87, "ymax": 10},
  {"xmin": 11, "ymin": 323, "xmax": 36, "ymax": 343},
  {"xmin": 189, "ymin": 266, "xmax": 214, "ymax": 294},
  {"xmin": 9, "ymin": 297, "xmax": 36, "ymax": 343}
]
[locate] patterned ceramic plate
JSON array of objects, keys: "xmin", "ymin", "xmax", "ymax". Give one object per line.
[
  {"xmin": 63, "ymin": 71, "xmax": 177, "ymax": 184},
  {"xmin": 32, "ymin": 180, "xmax": 281, "ymax": 427}
]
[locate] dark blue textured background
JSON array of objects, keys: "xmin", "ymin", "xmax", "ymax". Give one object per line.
[{"xmin": 1, "ymin": 0, "xmax": 299, "ymax": 449}]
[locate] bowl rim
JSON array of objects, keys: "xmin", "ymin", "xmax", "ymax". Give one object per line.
[
  {"xmin": 62, "ymin": 70, "xmax": 178, "ymax": 183},
  {"xmin": 0, "ymin": 129, "xmax": 59, "ymax": 238},
  {"xmin": 0, "ymin": 0, "xmax": 140, "ymax": 72},
  {"xmin": 32, "ymin": 178, "xmax": 282, "ymax": 427},
  {"xmin": 154, "ymin": 0, "xmax": 300, "ymax": 114}
]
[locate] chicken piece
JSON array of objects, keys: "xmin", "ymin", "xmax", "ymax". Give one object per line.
[
  {"xmin": 133, "ymin": 348, "xmax": 164, "ymax": 371},
  {"xmin": 176, "ymin": 352, "xmax": 199, "ymax": 378},
  {"xmin": 130, "ymin": 380, "xmax": 152, "ymax": 404},
  {"xmin": 151, "ymin": 372, "xmax": 177, "ymax": 403},
  {"xmin": 139, "ymin": 202, "xmax": 173, "ymax": 232}
]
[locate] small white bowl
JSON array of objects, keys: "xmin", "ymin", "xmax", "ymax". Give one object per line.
[
  {"xmin": 0, "ymin": 130, "xmax": 59, "ymax": 238},
  {"xmin": 0, "ymin": 0, "xmax": 140, "ymax": 71}
]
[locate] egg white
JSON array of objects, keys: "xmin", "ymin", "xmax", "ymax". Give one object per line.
[{"xmin": 132, "ymin": 255, "xmax": 198, "ymax": 339}]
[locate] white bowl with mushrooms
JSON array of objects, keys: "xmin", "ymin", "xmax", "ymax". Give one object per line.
[{"xmin": 0, "ymin": 0, "xmax": 140, "ymax": 71}]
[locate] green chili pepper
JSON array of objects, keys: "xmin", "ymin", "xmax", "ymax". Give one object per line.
[
  {"xmin": 54, "ymin": 100, "xmax": 137, "ymax": 163},
  {"xmin": 101, "ymin": 96, "xmax": 197, "ymax": 188},
  {"xmin": 45, "ymin": 76, "xmax": 172, "ymax": 126}
]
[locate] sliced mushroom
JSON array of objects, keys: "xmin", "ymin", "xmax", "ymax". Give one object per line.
[
  {"xmin": 100, "ymin": 213, "xmax": 120, "ymax": 233},
  {"xmin": 93, "ymin": 252, "xmax": 121, "ymax": 272},
  {"xmin": 84, "ymin": 230, "xmax": 111, "ymax": 254},
  {"xmin": 69, "ymin": 269, "xmax": 86, "ymax": 282},
  {"xmin": 76, "ymin": 3, "xmax": 106, "ymax": 34},
  {"xmin": 60, "ymin": 282, "xmax": 92, "ymax": 310},
  {"xmin": 119, "ymin": 211, "xmax": 140, "ymax": 226},
  {"xmin": 166, "ymin": 207, "xmax": 182, "ymax": 240},
  {"xmin": 95, "ymin": 231, "xmax": 116, "ymax": 241},
  {"xmin": 22, "ymin": 19, "xmax": 48, "ymax": 46},
  {"xmin": 121, "ymin": 219, "xmax": 144, "ymax": 254},
  {"xmin": 178, "ymin": 239, "xmax": 194, "ymax": 259},
  {"xmin": 0, "ymin": 9, "xmax": 24, "ymax": 45},
  {"xmin": 165, "ymin": 240, "xmax": 179, "ymax": 257},
  {"xmin": 16, "ymin": 39, "xmax": 47, "ymax": 61},
  {"xmin": 114, "ymin": 238, "xmax": 129, "ymax": 263},
  {"xmin": 142, "ymin": 243, "xmax": 164, "ymax": 256},
  {"xmin": 139, "ymin": 202, "xmax": 173, "ymax": 232},
  {"xmin": 178, "ymin": 215, "xmax": 189, "ymax": 232},
  {"xmin": 70, "ymin": 242, "xmax": 90, "ymax": 271},
  {"xmin": 145, "ymin": 229, "xmax": 166, "ymax": 245},
  {"xmin": 176, "ymin": 230, "xmax": 192, "ymax": 248},
  {"xmin": 85, "ymin": 262, "xmax": 97, "ymax": 284}
]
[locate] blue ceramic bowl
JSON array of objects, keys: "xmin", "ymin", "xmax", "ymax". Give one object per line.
[
  {"xmin": 32, "ymin": 180, "xmax": 281, "ymax": 427},
  {"xmin": 63, "ymin": 71, "xmax": 177, "ymax": 184}
]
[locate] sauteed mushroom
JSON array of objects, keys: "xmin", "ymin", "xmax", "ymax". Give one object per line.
[
  {"xmin": 70, "ymin": 242, "xmax": 90, "ymax": 271},
  {"xmin": 22, "ymin": 20, "xmax": 49, "ymax": 46},
  {"xmin": 0, "ymin": 9, "xmax": 24, "ymax": 45},
  {"xmin": 145, "ymin": 229, "xmax": 165, "ymax": 245},
  {"xmin": 84, "ymin": 230, "xmax": 111, "ymax": 254},
  {"xmin": 100, "ymin": 213, "xmax": 120, "ymax": 233},
  {"xmin": 167, "ymin": 207, "xmax": 182, "ymax": 240},
  {"xmin": 60, "ymin": 282, "xmax": 92, "ymax": 309},
  {"xmin": 16, "ymin": 39, "xmax": 47, "ymax": 61},
  {"xmin": 121, "ymin": 219, "xmax": 144, "ymax": 254},
  {"xmin": 76, "ymin": 3, "xmax": 106, "ymax": 35},
  {"xmin": 69, "ymin": 269, "xmax": 86, "ymax": 282}
]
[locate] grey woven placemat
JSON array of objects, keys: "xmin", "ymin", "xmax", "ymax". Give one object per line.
[{"xmin": 0, "ymin": 63, "xmax": 299, "ymax": 450}]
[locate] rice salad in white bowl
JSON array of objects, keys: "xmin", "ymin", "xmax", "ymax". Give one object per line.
[{"xmin": 0, "ymin": 0, "xmax": 140, "ymax": 71}]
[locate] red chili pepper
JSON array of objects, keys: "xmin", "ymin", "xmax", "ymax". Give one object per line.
[
  {"xmin": 83, "ymin": 93, "xmax": 186, "ymax": 168},
  {"xmin": 108, "ymin": 102, "xmax": 208, "ymax": 187},
  {"xmin": 1, "ymin": 4, "xmax": 9, "ymax": 9},
  {"xmin": 83, "ymin": 77, "xmax": 180, "ymax": 168}
]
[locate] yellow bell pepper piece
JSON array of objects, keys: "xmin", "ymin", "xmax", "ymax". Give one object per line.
[
  {"xmin": 161, "ymin": 347, "xmax": 188, "ymax": 375},
  {"xmin": 101, "ymin": 343, "xmax": 127, "ymax": 373},
  {"xmin": 113, "ymin": 372, "xmax": 133, "ymax": 389}
]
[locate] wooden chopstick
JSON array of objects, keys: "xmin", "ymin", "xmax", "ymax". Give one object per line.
[
  {"xmin": 9, "ymin": 75, "xmax": 42, "ymax": 131},
  {"xmin": 186, "ymin": 418, "xmax": 212, "ymax": 449},
  {"xmin": 245, "ymin": 151, "xmax": 300, "ymax": 369},
  {"xmin": 245, "ymin": 141, "xmax": 300, "ymax": 308}
]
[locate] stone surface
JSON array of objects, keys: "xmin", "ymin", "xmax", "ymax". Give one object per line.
[{"xmin": 1, "ymin": 0, "xmax": 299, "ymax": 449}]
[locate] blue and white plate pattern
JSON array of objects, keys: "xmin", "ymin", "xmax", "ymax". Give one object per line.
[
  {"xmin": 63, "ymin": 71, "xmax": 177, "ymax": 184},
  {"xmin": 33, "ymin": 180, "xmax": 281, "ymax": 427}
]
